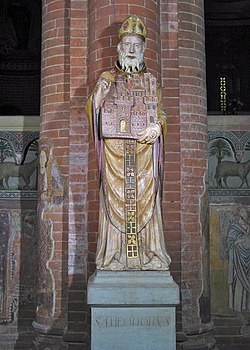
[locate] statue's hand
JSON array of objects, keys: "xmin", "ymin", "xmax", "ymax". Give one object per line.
[
  {"xmin": 137, "ymin": 123, "xmax": 161, "ymax": 144},
  {"xmin": 94, "ymin": 78, "xmax": 112, "ymax": 109}
]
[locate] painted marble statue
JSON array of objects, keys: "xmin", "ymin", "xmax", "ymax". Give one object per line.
[{"xmin": 86, "ymin": 15, "xmax": 171, "ymax": 271}]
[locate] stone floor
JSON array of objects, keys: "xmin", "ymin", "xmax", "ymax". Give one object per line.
[
  {"xmin": 215, "ymin": 335, "xmax": 250, "ymax": 349},
  {"xmin": 219, "ymin": 346, "xmax": 250, "ymax": 350}
]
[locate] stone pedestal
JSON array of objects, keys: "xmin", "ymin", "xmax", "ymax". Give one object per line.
[{"xmin": 88, "ymin": 271, "xmax": 179, "ymax": 350}]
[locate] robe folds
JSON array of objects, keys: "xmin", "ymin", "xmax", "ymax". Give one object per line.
[{"xmin": 86, "ymin": 67, "xmax": 171, "ymax": 270}]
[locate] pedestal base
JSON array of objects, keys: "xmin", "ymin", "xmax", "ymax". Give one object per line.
[{"xmin": 88, "ymin": 271, "xmax": 179, "ymax": 350}]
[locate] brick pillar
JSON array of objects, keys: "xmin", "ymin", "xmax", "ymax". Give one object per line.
[
  {"xmin": 178, "ymin": 1, "xmax": 215, "ymax": 349},
  {"xmin": 66, "ymin": 0, "xmax": 89, "ymax": 348},
  {"xmin": 87, "ymin": 0, "xmax": 162, "ymax": 274},
  {"xmin": 33, "ymin": 0, "xmax": 70, "ymax": 347},
  {"xmin": 33, "ymin": 0, "xmax": 89, "ymax": 348},
  {"xmin": 160, "ymin": 0, "xmax": 182, "ymax": 334}
]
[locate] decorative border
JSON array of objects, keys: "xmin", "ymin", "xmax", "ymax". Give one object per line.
[
  {"xmin": 0, "ymin": 130, "xmax": 39, "ymax": 154},
  {"xmin": 125, "ymin": 140, "xmax": 138, "ymax": 259},
  {"xmin": 210, "ymin": 189, "xmax": 250, "ymax": 197},
  {"xmin": 208, "ymin": 130, "xmax": 250, "ymax": 151},
  {"xmin": 0, "ymin": 190, "xmax": 37, "ymax": 200}
]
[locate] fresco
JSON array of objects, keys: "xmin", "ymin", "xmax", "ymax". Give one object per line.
[
  {"xmin": 0, "ymin": 131, "xmax": 38, "ymax": 192},
  {"xmin": 227, "ymin": 207, "xmax": 250, "ymax": 312},
  {"xmin": 36, "ymin": 137, "xmax": 65, "ymax": 318},
  {"xmin": 0, "ymin": 130, "xmax": 39, "ymax": 331},
  {"xmin": 210, "ymin": 205, "xmax": 250, "ymax": 314},
  {"xmin": 0, "ymin": 210, "xmax": 38, "ymax": 325},
  {"xmin": 208, "ymin": 131, "xmax": 250, "ymax": 194}
]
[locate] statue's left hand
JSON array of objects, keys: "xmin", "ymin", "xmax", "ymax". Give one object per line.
[{"xmin": 137, "ymin": 123, "xmax": 161, "ymax": 144}]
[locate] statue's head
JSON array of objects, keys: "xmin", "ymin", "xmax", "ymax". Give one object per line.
[{"xmin": 117, "ymin": 15, "xmax": 147, "ymax": 73}]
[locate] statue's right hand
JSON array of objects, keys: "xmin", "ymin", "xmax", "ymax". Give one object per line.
[{"xmin": 94, "ymin": 78, "xmax": 111, "ymax": 109}]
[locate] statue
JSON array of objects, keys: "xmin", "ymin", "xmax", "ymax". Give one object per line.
[{"xmin": 86, "ymin": 15, "xmax": 171, "ymax": 271}]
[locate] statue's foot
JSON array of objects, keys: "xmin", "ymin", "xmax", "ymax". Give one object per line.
[
  {"xmin": 142, "ymin": 256, "xmax": 170, "ymax": 271},
  {"xmin": 99, "ymin": 259, "xmax": 126, "ymax": 271}
]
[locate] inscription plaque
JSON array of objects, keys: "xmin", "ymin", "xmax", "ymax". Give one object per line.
[
  {"xmin": 91, "ymin": 307, "xmax": 175, "ymax": 350},
  {"xmin": 95, "ymin": 315, "xmax": 170, "ymax": 328}
]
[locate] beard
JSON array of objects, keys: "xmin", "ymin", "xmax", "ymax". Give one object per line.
[{"xmin": 117, "ymin": 43, "xmax": 145, "ymax": 73}]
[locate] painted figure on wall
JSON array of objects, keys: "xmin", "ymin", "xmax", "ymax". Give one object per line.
[
  {"xmin": 227, "ymin": 208, "xmax": 250, "ymax": 312},
  {"xmin": 36, "ymin": 138, "xmax": 65, "ymax": 318},
  {"xmin": 86, "ymin": 15, "xmax": 171, "ymax": 271}
]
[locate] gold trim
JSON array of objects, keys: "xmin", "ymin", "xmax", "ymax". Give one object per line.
[{"xmin": 125, "ymin": 139, "xmax": 139, "ymax": 259}]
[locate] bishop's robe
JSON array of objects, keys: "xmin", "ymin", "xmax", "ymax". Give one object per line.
[{"xmin": 86, "ymin": 66, "xmax": 171, "ymax": 270}]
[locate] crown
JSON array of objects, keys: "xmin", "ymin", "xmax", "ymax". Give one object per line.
[{"xmin": 119, "ymin": 15, "xmax": 147, "ymax": 41}]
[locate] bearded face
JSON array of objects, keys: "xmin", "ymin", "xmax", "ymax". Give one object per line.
[{"xmin": 117, "ymin": 35, "xmax": 145, "ymax": 73}]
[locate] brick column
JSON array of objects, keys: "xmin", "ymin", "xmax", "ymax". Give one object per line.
[
  {"xmin": 160, "ymin": 0, "xmax": 182, "ymax": 333},
  {"xmin": 64, "ymin": 0, "xmax": 89, "ymax": 350},
  {"xmin": 33, "ymin": 0, "xmax": 70, "ymax": 348},
  {"xmin": 87, "ymin": 0, "xmax": 162, "ymax": 274},
  {"xmin": 178, "ymin": 1, "xmax": 215, "ymax": 349},
  {"xmin": 66, "ymin": 0, "xmax": 89, "ymax": 348},
  {"xmin": 34, "ymin": 0, "xmax": 90, "ymax": 348}
]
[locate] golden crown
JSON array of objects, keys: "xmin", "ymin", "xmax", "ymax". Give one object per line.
[{"xmin": 119, "ymin": 15, "xmax": 147, "ymax": 41}]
